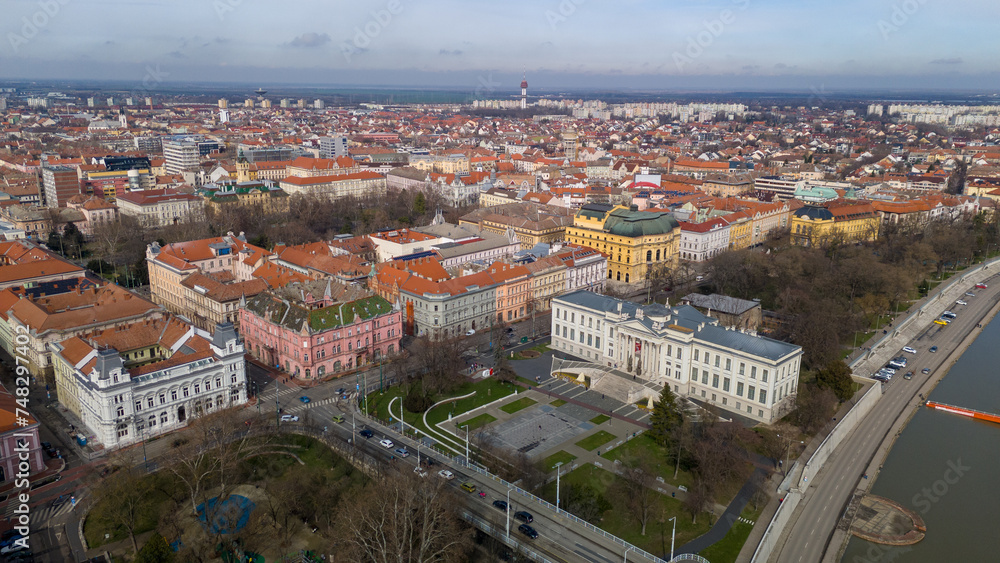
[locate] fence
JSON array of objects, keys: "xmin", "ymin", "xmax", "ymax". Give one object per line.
[
  {"xmin": 456, "ymin": 456, "xmax": 669, "ymax": 563},
  {"xmin": 749, "ymin": 489, "xmax": 802, "ymax": 563},
  {"xmin": 798, "ymin": 383, "xmax": 881, "ymax": 488},
  {"xmin": 460, "ymin": 510, "xmax": 557, "ymax": 563}
]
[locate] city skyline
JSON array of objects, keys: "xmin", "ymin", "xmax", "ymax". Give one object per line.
[{"xmin": 3, "ymin": 0, "xmax": 1000, "ymax": 91}]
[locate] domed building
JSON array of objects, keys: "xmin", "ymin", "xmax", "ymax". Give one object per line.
[{"xmin": 566, "ymin": 204, "xmax": 681, "ymax": 286}]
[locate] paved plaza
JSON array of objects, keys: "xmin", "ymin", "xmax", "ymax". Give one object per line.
[{"xmin": 487, "ymin": 402, "xmax": 596, "ymax": 457}]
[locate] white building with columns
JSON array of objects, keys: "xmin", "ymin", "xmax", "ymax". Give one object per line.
[
  {"xmin": 49, "ymin": 318, "xmax": 246, "ymax": 449},
  {"xmin": 550, "ymin": 291, "xmax": 802, "ymax": 424}
]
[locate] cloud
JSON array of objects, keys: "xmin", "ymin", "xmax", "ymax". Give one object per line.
[
  {"xmin": 929, "ymin": 57, "xmax": 963, "ymax": 65},
  {"xmin": 288, "ymin": 32, "xmax": 331, "ymax": 48},
  {"xmin": 439, "ymin": 49, "xmax": 463, "ymax": 56},
  {"xmin": 742, "ymin": 64, "xmax": 760, "ymax": 72},
  {"xmin": 168, "ymin": 51, "xmax": 186, "ymax": 59}
]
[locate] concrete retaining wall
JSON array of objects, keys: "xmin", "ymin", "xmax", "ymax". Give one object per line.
[
  {"xmin": 799, "ymin": 383, "xmax": 882, "ymax": 488},
  {"xmin": 750, "ymin": 489, "xmax": 802, "ymax": 563}
]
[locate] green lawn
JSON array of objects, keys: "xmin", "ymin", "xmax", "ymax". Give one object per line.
[
  {"xmin": 537, "ymin": 464, "xmax": 712, "ymax": 554},
  {"xmin": 463, "ymin": 413, "xmax": 497, "ymax": 430},
  {"xmin": 500, "ymin": 397, "xmax": 537, "ymax": 414},
  {"xmin": 511, "ymin": 343, "xmax": 551, "ymax": 360},
  {"xmin": 541, "ymin": 450, "xmax": 578, "ymax": 471},
  {"xmin": 699, "ymin": 505, "xmax": 764, "ymax": 563},
  {"xmin": 589, "ymin": 414, "xmax": 611, "ymax": 425},
  {"xmin": 601, "ymin": 433, "xmax": 695, "ymax": 491},
  {"xmin": 575, "ymin": 430, "xmax": 617, "ymax": 452},
  {"xmin": 550, "ymin": 399, "xmax": 567, "ymax": 407}
]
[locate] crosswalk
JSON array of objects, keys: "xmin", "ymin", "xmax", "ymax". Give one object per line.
[{"xmin": 32, "ymin": 498, "xmax": 75, "ymax": 523}]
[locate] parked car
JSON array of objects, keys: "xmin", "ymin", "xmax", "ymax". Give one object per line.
[
  {"xmin": 976, "ymin": 283, "xmax": 988, "ymax": 289},
  {"xmin": 465, "ymin": 329, "xmax": 476, "ymax": 336},
  {"xmin": 956, "ymin": 300, "xmax": 968, "ymax": 306},
  {"xmin": 930, "ymin": 346, "xmax": 938, "ymax": 353},
  {"xmin": 941, "ymin": 311, "xmax": 957, "ymax": 320},
  {"xmin": 299, "ymin": 396, "xmax": 311, "ymax": 404},
  {"xmin": 492, "ymin": 500, "xmax": 509, "ymax": 512},
  {"xmin": 966, "ymin": 292, "xmax": 976, "ymax": 297},
  {"xmin": 934, "ymin": 319, "xmax": 949, "ymax": 326},
  {"xmin": 394, "ymin": 447, "xmax": 410, "ymax": 458},
  {"xmin": 514, "ymin": 511, "xmax": 533, "ymax": 524},
  {"xmin": 413, "ymin": 466, "xmax": 428, "ymax": 478},
  {"xmin": 902, "ymin": 346, "xmax": 917, "ymax": 354},
  {"xmin": 0, "ymin": 542, "xmax": 26, "ymax": 554},
  {"xmin": 438, "ymin": 470, "xmax": 455, "ymax": 480},
  {"xmin": 359, "ymin": 428, "xmax": 374, "ymax": 439},
  {"xmin": 379, "ymin": 439, "xmax": 394, "ymax": 449},
  {"xmin": 279, "ymin": 414, "xmax": 299, "ymax": 422},
  {"xmin": 518, "ymin": 524, "xmax": 539, "ymax": 539}
]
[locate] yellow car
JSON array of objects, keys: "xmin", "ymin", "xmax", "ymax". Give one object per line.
[
  {"xmin": 460, "ymin": 482, "xmax": 477, "ymax": 493},
  {"xmin": 934, "ymin": 319, "xmax": 948, "ymax": 326}
]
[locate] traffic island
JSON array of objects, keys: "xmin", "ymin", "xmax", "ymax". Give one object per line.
[{"xmin": 849, "ymin": 494, "xmax": 926, "ymax": 546}]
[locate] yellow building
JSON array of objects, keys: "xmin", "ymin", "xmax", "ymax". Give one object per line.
[
  {"xmin": 459, "ymin": 202, "xmax": 575, "ymax": 250},
  {"xmin": 723, "ymin": 211, "xmax": 753, "ymax": 250},
  {"xmin": 202, "ymin": 182, "xmax": 290, "ymax": 215},
  {"xmin": 565, "ymin": 204, "xmax": 680, "ymax": 285},
  {"xmin": 790, "ymin": 202, "xmax": 880, "ymax": 247}
]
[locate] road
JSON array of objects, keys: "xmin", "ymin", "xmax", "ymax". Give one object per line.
[{"xmin": 775, "ymin": 277, "xmax": 1000, "ymax": 562}]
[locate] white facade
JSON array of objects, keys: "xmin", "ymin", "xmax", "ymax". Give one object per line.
[
  {"xmin": 50, "ymin": 323, "xmax": 247, "ymax": 449},
  {"xmin": 117, "ymin": 191, "xmax": 206, "ymax": 228},
  {"xmin": 561, "ymin": 249, "xmax": 607, "ymax": 294},
  {"xmin": 679, "ymin": 221, "xmax": 731, "ymax": 262},
  {"xmin": 551, "ymin": 291, "xmax": 802, "ymax": 424},
  {"xmin": 404, "ymin": 285, "xmax": 496, "ymax": 341},
  {"xmin": 162, "ymin": 139, "xmax": 200, "ymax": 174}
]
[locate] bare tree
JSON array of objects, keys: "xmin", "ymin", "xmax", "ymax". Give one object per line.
[
  {"xmin": 614, "ymin": 451, "xmax": 659, "ymax": 535},
  {"xmin": 91, "ymin": 464, "xmax": 153, "ymax": 554},
  {"xmin": 336, "ymin": 472, "xmax": 473, "ymax": 563}
]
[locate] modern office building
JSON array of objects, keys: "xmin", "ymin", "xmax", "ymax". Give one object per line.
[{"xmin": 41, "ymin": 165, "xmax": 80, "ymax": 207}]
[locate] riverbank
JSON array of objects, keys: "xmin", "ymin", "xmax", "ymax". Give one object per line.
[{"xmin": 825, "ymin": 286, "xmax": 1000, "ymax": 562}]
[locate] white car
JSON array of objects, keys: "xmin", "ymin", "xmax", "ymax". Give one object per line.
[
  {"xmin": 438, "ymin": 470, "xmax": 455, "ymax": 480},
  {"xmin": 280, "ymin": 414, "xmax": 299, "ymax": 422},
  {"xmin": 379, "ymin": 438, "xmax": 394, "ymax": 449},
  {"xmin": 956, "ymin": 300, "xmax": 968, "ymax": 306},
  {"xmin": 465, "ymin": 329, "xmax": 476, "ymax": 336},
  {"xmin": 413, "ymin": 466, "xmax": 428, "ymax": 478},
  {"xmin": 902, "ymin": 346, "xmax": 917, "ymax": 354}
]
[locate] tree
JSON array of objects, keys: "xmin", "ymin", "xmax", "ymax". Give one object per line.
[
  {"xmin": 614, "ymin": 451, "xmax": 658, "ymax": 535},
  {"xmin": 414, "ymin": 191, "xmax": 427, "ymax": 215},
  {"xmin": 648, "ymin": 385, "xmax": 683, "ymax": 448},
  {"xmin": 91, "ymin": 466, "xmax": 153, "ymax": 554},
  {"xmin": 336, "ymin": 472, "xmax": 472, "ymax": 563},
  {"xmin": 683, "ymin": 479, "xmax": 713, "ymax": 524},
  {"xmin": 134, "ymin": 532, "xmax": 174, "ymax": 563},
  {"xmin": 793, "ymin": 385, "xmax": 838, "ymax": 434},
  {"xmin": 815, "ymin": 360, "xmax": 855, "ymax": 401}
]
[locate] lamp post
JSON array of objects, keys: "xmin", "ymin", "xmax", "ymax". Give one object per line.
[
  {"xmin": 505, "ymin": 487, "xmax": 511, "ymax": 539},
  {"xmin": 397, "ymin": 399, "xmax": 406, "ymax": 437},
  {"xmin": 139, "ymin": 422, "xmax": 148, "ymax": 473},
  {"xmin": 669, "ymin": 516, "xmax": 677, "ymax": 561},
  {"xmin": 463, "ymin": 425, "xmax": 469, "ymax": 463},
  {"xmin": 555, "ymin": 462, "xmax": 563, "ymax": 511}
]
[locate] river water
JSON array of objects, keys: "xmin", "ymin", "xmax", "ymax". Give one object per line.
[{"xmin": 840, "ymin": 315, "xmax": 1000, "ymax": 562}]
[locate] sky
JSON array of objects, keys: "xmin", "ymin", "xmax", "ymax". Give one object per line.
[{"xmin": 2, "ymin": 0, "xmax": 1000, "ymax": 93}]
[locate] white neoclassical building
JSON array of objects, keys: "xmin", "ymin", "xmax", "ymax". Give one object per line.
[
  {"xmin": 49, "ymin": 318, "xmax": 246, "ymax": 449},
  {"xmin": 551, "ymin": 291, "xmax": 802, "ymax": 424}
]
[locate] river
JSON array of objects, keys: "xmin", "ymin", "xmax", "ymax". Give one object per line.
[{"xmin": 840, "ymin": 312, "xmax": 1000, "ymax": 562}]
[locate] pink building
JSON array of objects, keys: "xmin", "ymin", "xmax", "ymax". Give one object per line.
[
  {"xmin": 65, "ymin": 195, "xmax": 119, "ymax": 237},
  {"xmin": 0, "ymin": 386, "xmax": 45, "ymax": 483},
  {"xmin": 239, "ymin": 280, "xmax": 402, "ymax": 380}
]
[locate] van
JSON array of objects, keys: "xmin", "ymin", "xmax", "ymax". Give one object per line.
[
  {"xmin": 460, "ymin": 482, "xmax": 477, "ymax": 493},
  {"xmin": 331, "ymin": 415, "xmax": 345, "ymax": 423}
]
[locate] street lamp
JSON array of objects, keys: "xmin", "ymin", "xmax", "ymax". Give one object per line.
[
  {"xmin": 505, "ymin": 487, "xmax": 512, "ymax": 539},
  {"xmin": 555, "ymin": 461, "xmax": 563, "ymax": 511},
  {"xmin": 463, "ymin": 425, "xmax": 469, "ymax": 463},
  {"xmin": 669, "ymin": 516, "xmax": 677, "ymax": 561}
]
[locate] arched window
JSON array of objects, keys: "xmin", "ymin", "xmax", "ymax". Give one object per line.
[
  {"xmin": 646, "ymin": 250, "xmax": 652, "ymax": 262},
  {"xmin": 616, "ymin": 271, "xmax": 621, "ymax": 281}
]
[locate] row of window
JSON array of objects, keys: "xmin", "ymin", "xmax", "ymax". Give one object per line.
[{"xmin": 132, "ymin": 374, "xmax": 238, "ymax": 413}]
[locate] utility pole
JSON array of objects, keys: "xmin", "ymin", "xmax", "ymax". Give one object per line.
[
  {"xmin": 555, "ymin": 462, "xmax": 563, "ymax": 510},
  {"xmin": 505, "ymin": 487, "xmax": 511, "ymax": 539},
  {"xmin": 669, "ymin": 516, "xmax": 677, "ymax": 561},
  {"xmin": 275, "ymin": 375, "xmax": 280, "ymax": 428}
]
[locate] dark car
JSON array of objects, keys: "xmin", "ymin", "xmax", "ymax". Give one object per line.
[
  {"xmin": 514, "ymin": 510, "xmax": 533, "ymax": 524},
  {"xmin": 39, "ymin": 442, "xmax": 51, "ymax": 451},
  {"xmin": 492, "ymin": 500, "xmax": 509, "ymax": 512},
  {"xmin": 359, "ymin": 429, "xmax": 374, "ymax": 439},
  {"xmin": 921, "ymin": 368, "xmax": 931, "ymax": 374},
  {"xmin": 929, "ymin": 346, "xmax": 938, "ymax": 353},
  {"xmin": 518, "ymin": 524, "xmax": 538, "ymax": 539},
  {"xmin": 904, "ymin": 371, "xmax": 913, "ymax": 380},
  {"xmin": 335, "ymin": 387, "xmax": 345, "ymax": 395}
]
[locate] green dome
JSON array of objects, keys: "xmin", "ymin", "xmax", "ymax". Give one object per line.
[{"xmin": 604, "ymin": 209, "xmax": 679, "ymax": 237}]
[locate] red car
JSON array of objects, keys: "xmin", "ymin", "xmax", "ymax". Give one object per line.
[{"xmin": 975, "ymin": 283, "xmax": 988, "ymax": 289}]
